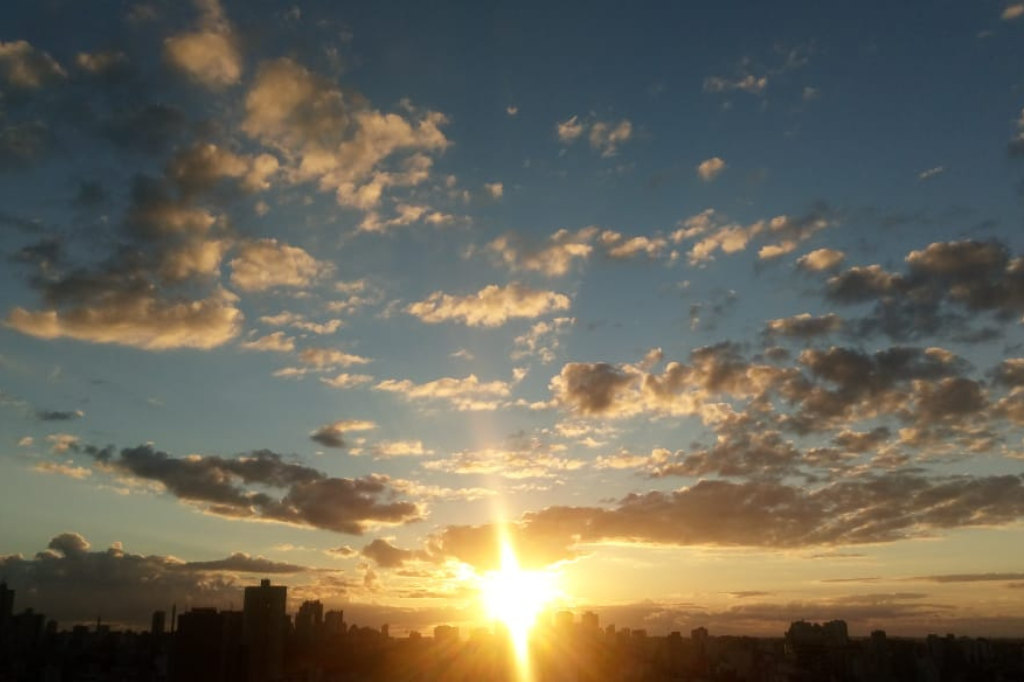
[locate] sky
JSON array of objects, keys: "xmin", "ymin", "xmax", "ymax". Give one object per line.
[{"xmin": 2, "ymin": 0, "xmax": 1024, "ymax": 638}]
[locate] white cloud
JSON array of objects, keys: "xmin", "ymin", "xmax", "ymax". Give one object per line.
[
  {"xmin": 229, "ymin": 239, "xmax": 331, "ymax": 292},
  {"xmin": 319, "ymin": 373, "xmax": 374, "ymax": 389},
  {"xmin": 163, "ymin": 0, "xmax": 242, "ymax": 90},
  {"xmin": 1002, "ymin": 3, "xmax": 1024, "ymax": 20},
  {"xmin": 406, "ymin": 283, "xmax": 571, "ymax": 327},
  {"xmin": 487, "ymin": 227, "xmax": 597, "ymax": 277},
  {"xmin": 588, "ymin": 119, "xmax": 632, "ymax": 157},
  {"xmin": 697, "ymin": 157, "xmax": 726, "ymax": 181},
  {"xmin": 556, "ymin": 115, "xmax": 585, "ymax": 143},
  {"xmin": 241, "ymin": 331, "xmax": 295, "ymax": 352},
  {"xmin": 797, "ymin": 248, "xmax": 846, "ymax": 271},
  {"xmin": 918, "ymin": 166, "xmax": 945, "ymax": 181},
  {"xmin": 374, "ymin": 374, "xmax": 511, "ymax": 411},
  {"xmin": 703, "ymin": 74, "xmax": 767, "ymax": 94},
  {"xmin": 0, "ymin": 40, "xmax": 65, "ymax": 89},
  {"xmin": 484, "ymin": 182, "xmax": 504, "ymax": 199},
  {"xmin": 298, "ymin": 348, "xmax": 371, "ymax": 368},
  {"xmin": 6, "ymin": 288, "xmax": 242, "ymax": 351}
]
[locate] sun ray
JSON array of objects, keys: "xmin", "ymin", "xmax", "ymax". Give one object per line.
[{"xmin": 478, "ymin": 536, "xmax": 560, "ymax": 681}]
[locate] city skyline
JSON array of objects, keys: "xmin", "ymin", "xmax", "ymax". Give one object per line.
[{"xmin": 2, "ymin": 0, "xmax": 1024, "ymax": 640}]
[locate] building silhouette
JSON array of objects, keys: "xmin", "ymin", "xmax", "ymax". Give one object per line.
[{"xmin": 243, "ymin": 578, "xmax": 287, "ymax": 682}]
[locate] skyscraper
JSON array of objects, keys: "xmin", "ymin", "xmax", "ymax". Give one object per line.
[
  {"xmin": 294, "ymin": 600, "xmax": 323, "ymax": 644},
  {"xmin": 243, "ymin": 579, "xmax": 286, "ymax": 682}
]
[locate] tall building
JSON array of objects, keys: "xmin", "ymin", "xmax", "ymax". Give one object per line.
[
  {"xmin": 0, "ymin": 582, "xmax": 12, "ymax": 623},
  {"xmin": 151, "ymin": 611, "xmax": 166, "ymax": 637},
  {"xmin": 581, "ymin": 611, "xmax": 599, "ymax": 630},
  {"xmin": 243, "ymin": 579, "xmax": 287, "ymax": 682},
  {"xmin": 324, "ymin": 610, "xmax": 345, "ymax": 637},
  {"xmin": 294, "ymin": 600, "xmax": 323, "ymax": 644}
]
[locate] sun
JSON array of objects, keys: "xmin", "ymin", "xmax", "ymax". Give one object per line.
[{"xmin": 479, "ymin": 543, "xmax": 559, "ymax": 659}]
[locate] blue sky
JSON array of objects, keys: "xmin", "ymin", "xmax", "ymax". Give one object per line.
[{"xmin": 2, "ymin": 0, "xmax": 1024, "ymax": 636}]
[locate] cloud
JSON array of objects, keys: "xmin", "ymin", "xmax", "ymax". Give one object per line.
[
  {"xmin": 36, "ymin": 409, "xmax": 85, "ymax": 422},
  {"xmin": 486, "ymin": 227, "xmax": 597, "ymax": 277},
  {"xmin": 6, "ymin": 287, "xmax": 243, "ymax": 351},
  {"xmin": 823, "ymin": 240, "xmax": 1024, "ymax": 341},
  {"xmin": 550, "ymin": 362, "xmax": 641, "ymax": 417},
  {"xmin": 167, "ymin": 143, "xmax": 279, "ymax": 195},
  {"xmin": 74, "ymin": 50, "xmax": 128, "ymax": 76},
  {"xmin": 241, "ymin": 58, "xmax": 448, "ymax": 209},
  {"xmin": 361, "ymin": 538, "xmax": 426, "ymax": 568},
  {"xmin": 423, "ymin": 441, "xmax": 585, "ymax": 480},
  {"xmin": 406, "ymin": 283, "xmax": 571, "ymax": 327},
  {"xmin": 588, "ymin": 119, "xmax": 632, "ymax": 157},
  {"xmin": 697, "ymin": 157, "xmax": 726, "ymax": 181},
  {"xmin": 319, "ymin": 373, "xmax": 374, "ymax": 389},
  {"xmin": 240, "ymin": 331, "xmax": 295, "ymax": 353},
  {"xmin": 298, "ymin": 348, "xmax": 372, "ymax": 368},
  {"xmin": 1002, "ymin": 3, "xmax": 1024, "ymax": 21},
  {"xmin": 513, "ymin": 317, "xmax": 574, "ymax": 363},
  {"xmin": 33, "ymin": 462, "xmax": 92, "ymax": 479},
  {"xmin": 374, "ymin": 374, "xmax": 511, "ymax": 411},
  {"xmin": 370, "ymin": 440, "xmax": 429, "ymax": 457},
  {"xmin": 764, "ymin": 313, "xmax": 843, "ymax": 339},
  {"xmin": 918, "ymin": 165, "xmax": 946, "ymax": 181},
  {"xmin": 77, "ymin": 444, "xmax": 421, "ymax": 534},
  {"xmin": 600, "ymin": 231, "xmax": 667, "ymax": 260},
  {"xmin": 0, "ymin": 40, "xmax": 65, "ymax": 89},
  {"xmin": 427, "ymin": 472, "xmax": 1024, "ymax": 571},
  {"xmin": 484, "ymin": 182, "xmax": 503, "ymax": 199},
  {"xmin": 556, "ymin": 115, "xmax": 585, "ymax": 143},
  {"xmin": 358, "ymin": 203, "xmax": 454, "ymax": 233},
  {"xmin": 556, "ymin": 116, "xmax": 633, "ymax": 156},
  {"xmin": 703, "ymin": 74, "xmax": 767, "ymax": 95},
  {"xmin": 310, "ymin": 419, "xmax": 377, "ymax": 449},
  {"xmin": 229, "ymin": 239, "xmax": 331, "ymax": 292},
  {"xmin": 163, "ymin": 0, "xmax": 242, "ymax": 90},
  {"xmin": 0, "ymin": 121, "xmax": 49, "ymax": 170},
  {"xmin": 0, "ymin": 533, "xmax": 307, "ymax": 625},
  {"xmin": 797, "ymin": 248, "xmax": 846, "ymax": 271},
  {"xmin": 1010, "ymin": 108, "xmax": 1024, "ymax": 156}
]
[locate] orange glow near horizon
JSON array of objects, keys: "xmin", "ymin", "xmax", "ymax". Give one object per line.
[{"xmin": 479, "ymin": 540, "xmax": 560, "ymax": 680}]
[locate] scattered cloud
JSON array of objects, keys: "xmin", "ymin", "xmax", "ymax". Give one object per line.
[
  {"xmin": 406, "ymin": 283, "xmax": 571, "ymax": 327},
  {"xmin": 164, "ymin": 0, "xmax": 242, "ymax": 90},
  {"xmin": 486, "ymin": 227, "xmax": 597, "ymax": 277},
  {"xmin": 0, "ymin": 40, "xmax": 65, "ymax": 89},
  {"xmin": 375, "ymin": 374, "xmax": 511, "ymax": 411},
  {"xmin": 697, "ymin": 157, "xmax": 726, "ymax": 181},
  {"xmin": 229, "ymin": 239, "xmax": 332, "ymax": 292}
]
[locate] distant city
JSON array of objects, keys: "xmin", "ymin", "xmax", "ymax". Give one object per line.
[{"xmin": 1, "ymin": 578, "xmax": 1022, "ymax": 681}]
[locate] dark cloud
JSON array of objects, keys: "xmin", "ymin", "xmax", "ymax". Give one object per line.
[
  {"xmin": 0, "ymin": 121, "xmax": 49, "ymax": 171},
  {"xmin": 78, "ymin": 444, "xmax": 422, "ymax": 534},
  {"xmin": 310, "ymin": 424, "xmax": 346, "ymax": 448},
  {"xmin": 425, "ymin": 472, "xmax": 1024, "ymax": 569},
  {"xmin": 909, "ymin": 573, "xmax": 1024, "ymax": 584},
  {"xmin": 36, "ymin": 409, "xmax": 84, "ymax": 421},
  {"xmin": 101, "ymin": 104, "xmax": 189, "ymax": 155},
  {"xmin": 823, "ymin": 240, "xmax": 1024, "ymax": 341},
  {"xmin": 181, "ymin": 552, "xmax": 306, "ymax": 574},
  {"xmin": 361, "ymin": 538, "xmax": 424, "ymax": 568},
  {"xmin": 72, "ymin": 181, "xmax": 108, "ymax": 208},
  {"xmin": 0, "ymin": 532, "xmax": 307, "ymax": 626},
  {"xmin": 551, "ymin": 362, "xmax": 638, "ymax": 415}
]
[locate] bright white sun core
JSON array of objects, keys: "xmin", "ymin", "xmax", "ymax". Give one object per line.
[{"xmin": 479, "ymin": 543, "xmax": 560, "ymax": 656}]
